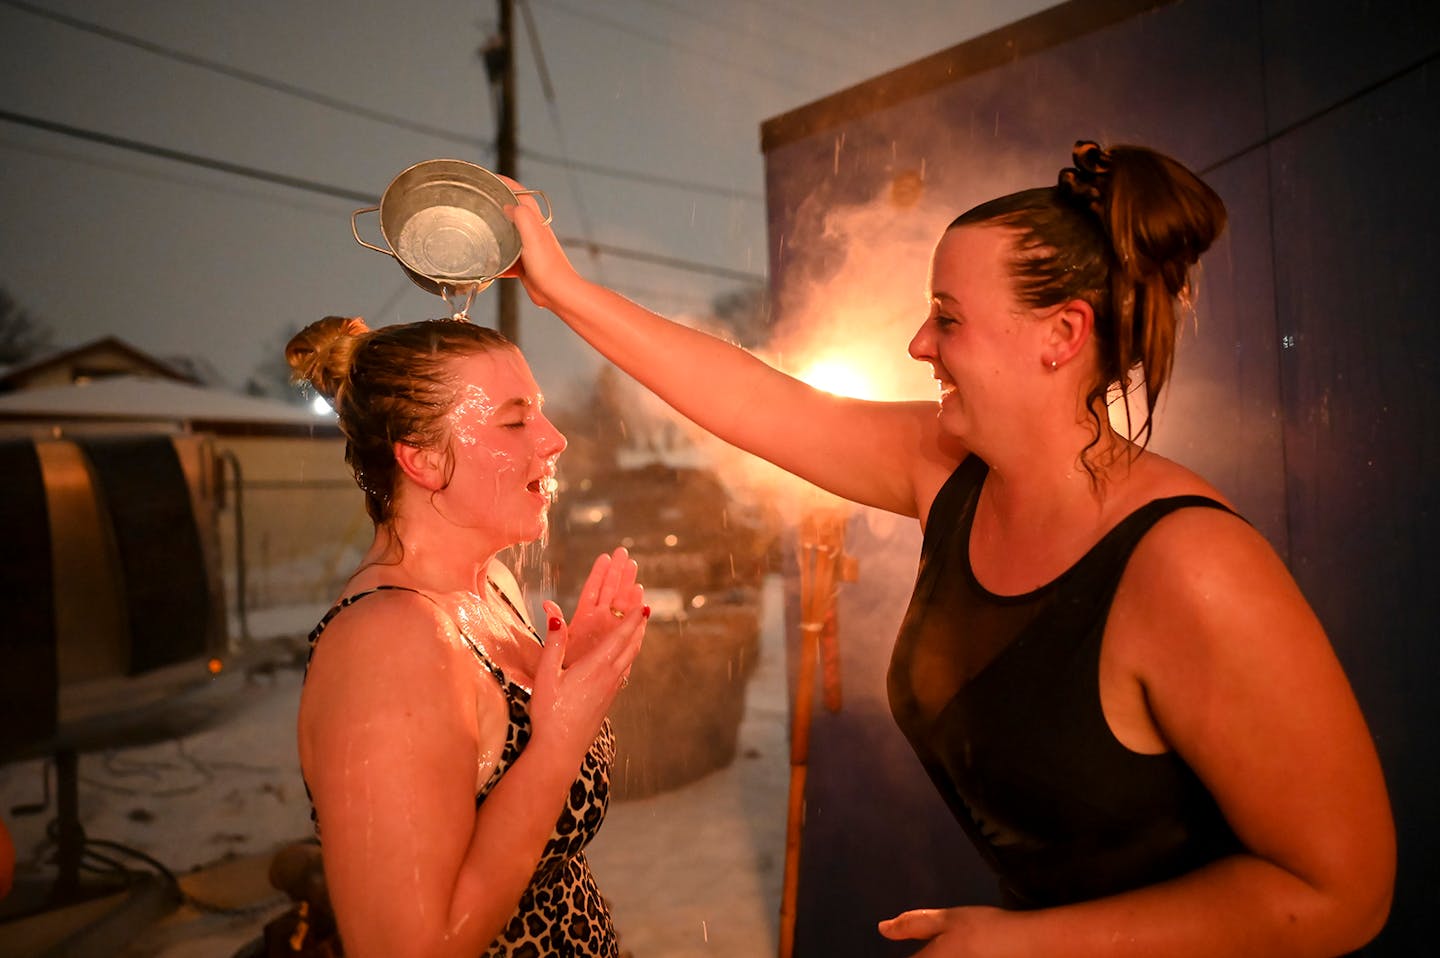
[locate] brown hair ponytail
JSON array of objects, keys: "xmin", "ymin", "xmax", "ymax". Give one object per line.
[{"xmin": 1099, "ymin": 145, "xmax": 1226, "ymax": 435}]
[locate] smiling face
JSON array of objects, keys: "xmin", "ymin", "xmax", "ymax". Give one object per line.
[
  {"xmin": 431, "ymin": 348, "xmax": 567, "ymax": 547},
  {"xmin": 907, "ymin": 225, "xmax": 1049, "ymax": 444}
]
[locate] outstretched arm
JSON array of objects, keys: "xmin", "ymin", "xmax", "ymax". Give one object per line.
[{"xmin": 505, "ymin": 199, "xmax": 963, "ymax": 518}]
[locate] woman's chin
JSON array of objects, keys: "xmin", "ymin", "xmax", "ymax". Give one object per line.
[
  {"xmin": 936, "ymin": 400, "xmax": 968, "ymax": 437},
  {"xmin": 518, "ymin": 508, "xmax": 553, "ymax": 544}
]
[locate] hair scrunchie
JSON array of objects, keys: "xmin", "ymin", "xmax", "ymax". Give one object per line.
[{"xmin": 1057, "ymin": 140, "xmax": 1113, "ymax": 217}]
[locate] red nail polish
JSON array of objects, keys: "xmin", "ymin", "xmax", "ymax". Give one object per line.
[
  {"xmin": 642, "ymin": 605, "xmax": 651, "ymax": 619},
  {"xmin": 548, "ymin": 616, "xmax": 562, "ymax": 631}
]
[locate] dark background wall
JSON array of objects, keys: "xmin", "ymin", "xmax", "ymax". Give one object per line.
[{"xmin": 762, "ymin": 0, "xmax": 1438, "ymax": 952}]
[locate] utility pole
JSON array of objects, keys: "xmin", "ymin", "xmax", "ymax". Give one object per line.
[{"xmin": 483, "ymin": 0, "xmax": 519, "ymax": 343}]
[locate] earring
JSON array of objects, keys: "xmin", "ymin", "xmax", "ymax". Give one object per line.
[{"xmin": 1049, "ymin": 359, "xmax": 1058, "ymax": 371}]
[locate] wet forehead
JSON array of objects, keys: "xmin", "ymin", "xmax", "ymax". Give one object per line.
[{"xmin": 448, "ymin": 348, "xmax": 542, "ymax": 419}]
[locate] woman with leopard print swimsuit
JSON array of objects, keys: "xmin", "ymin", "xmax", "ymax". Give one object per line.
[{"xmin": 287, "ymin": 315, "xmax": 647, "ymax": 958}]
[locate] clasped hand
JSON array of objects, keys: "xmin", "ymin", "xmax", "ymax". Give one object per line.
[{"xmin": 527, "ymin": 548, "xmax": 646, "ymax": 757}]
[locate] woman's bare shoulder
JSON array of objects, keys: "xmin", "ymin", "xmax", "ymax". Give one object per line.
[
  {"xmin": 301, "ymin": 589, "xmax": 481, "ymax": 725},
  {"xmin": 308, "ymin": 589, "xmax": 457, "ymax": 665},
  {"xmin": 1122, "ymin": 450, "xmax": 1236, "ymax": 509}
]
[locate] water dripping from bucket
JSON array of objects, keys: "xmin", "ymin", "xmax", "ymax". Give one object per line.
[{"xmin": 442, "ymin": 285, "xmax": 479, "ymax": 321}]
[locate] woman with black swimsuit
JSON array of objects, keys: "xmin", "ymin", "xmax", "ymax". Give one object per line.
[{"xmin": 501, "ymin": 142, "xmax": 1394, "ymax": 956}]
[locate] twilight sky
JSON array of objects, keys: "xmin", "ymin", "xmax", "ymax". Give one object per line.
[{"xmin": 0, "ymin": 0, "xmax": 1055, "ymax": 400}]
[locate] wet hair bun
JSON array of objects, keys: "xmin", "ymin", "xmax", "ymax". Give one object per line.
[
  {"xmin": 1105, "ymin": 144, "xmax": 1226, "ymax": 289},
  {"xmin": 285, "ymin": 315, "xmax": 371, "ymax": 401},
  {"xmin": 1060, "ymin": 139, "xmax": 1225, "ymax": 290}
]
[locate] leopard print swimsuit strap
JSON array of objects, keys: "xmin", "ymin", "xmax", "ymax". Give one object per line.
[{"xmin": 306, "ymin": 583, "xmax": 516, "ymax": 686}]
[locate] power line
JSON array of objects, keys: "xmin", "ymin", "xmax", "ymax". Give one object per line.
[
  {"xmin": 518, "ymin": 147, "xmax": 761, "ymax": 201},
  {"xmin": 0, "ymin": 107, "xmax": 764, "ymax": 284},
  {"xmin": 0, "ymin": 107, "xmax": 374, "ymax": 203},
  {"xmin": 0, "ymin": 0, "xmax": 491, "ymax": 150},
  {"xmin": 627, "ymin": 0, "xmax": 862, "ymax": 75},
  {"xmin": 2, "ymin": 0, "xmax": 766, "ymax": 206},
  {"xmin": 0, "ymin": 131, "xmax": 344, "ymax": 217},
  {"xmin": 553, "ymin": 237, "xmax": 763, "ymax": 283},
  {"xmin": 0, "ymin": 0, "xmax": 759, "ymax": 203},
  {"xmin": 517, "ymin": 0, "xmax": 605, "ymax": 278},
  {"xmin": 724, "ymin": 0, "xmax": 910, "ymax": 63},
  {"xmin": 529, "ymin": 0, "xmax": 821, "ymax": 92}
]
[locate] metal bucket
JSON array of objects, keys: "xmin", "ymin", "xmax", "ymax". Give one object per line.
[{"xmin": 351, "ymin": 159, "xmax": 552, "ymax": 312}]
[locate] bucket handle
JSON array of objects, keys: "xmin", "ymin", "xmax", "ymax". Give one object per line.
[
  {"xmin": 350, "ymin": 207, "xmax": 394, "ymax": 257},
  {"xmin": 513, "ymin": 189, "xmax": 553, "ymax": 226}
]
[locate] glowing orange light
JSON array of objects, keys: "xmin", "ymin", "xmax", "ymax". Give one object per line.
[
  {"xmin": 207, "ymin": 657, "xmax": 224, "ymax": 675},
  {"xmin": 795, "ymin": 358, "xmax": 875, "ymax": 400}
]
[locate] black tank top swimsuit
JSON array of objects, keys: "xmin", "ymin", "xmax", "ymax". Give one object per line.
[
  {"xmin": 305, "ymin": 585, "xmax": 619, "ymax": 957},
  {"xmin": 888, "ymin": 455, "xmax": 1244, "ymax": 908}
]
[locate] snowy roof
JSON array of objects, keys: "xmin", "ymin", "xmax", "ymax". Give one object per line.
[
  {"xmin": 0, "ymin": 375, "xmax": 339, "ymax": 433},
  {"xmin": 0, "ymin": 335, "xmax": 199, "ymax": 387}
]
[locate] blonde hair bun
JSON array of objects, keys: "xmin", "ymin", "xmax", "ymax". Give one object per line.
[{"xmin": 286, "ymin": 315, "xmax": 371, "ymax": 401}]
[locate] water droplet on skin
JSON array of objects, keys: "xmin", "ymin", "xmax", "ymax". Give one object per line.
[{"xmin": 449, "ymin": 384, "xmax": 499, "ymax": 445}]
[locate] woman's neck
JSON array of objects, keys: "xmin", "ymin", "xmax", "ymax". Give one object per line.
[
  {"xmin": 977, "ymin": 419, "xmax": 1135, "ymax": 522},
  {"xmin": 349, "ymin": 523, "xmax": 499, "ymax": 597}
]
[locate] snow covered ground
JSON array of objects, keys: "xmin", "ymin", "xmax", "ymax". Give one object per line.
[{"xmin": 1, "ymin": 578, "xmax": 789, "ymax": 957}]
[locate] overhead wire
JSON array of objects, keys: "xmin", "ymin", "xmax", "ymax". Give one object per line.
[
  {"xmin": 0, "ymin": 0, "xmax": 760, "ymax": 204},
  {"xmin": 528, "ymin": 0, "xmax": 822, "ymax": 92},
  {"xmin": 724, "ymin": 0, "xmax": 911, "ymax": 63},
  {"xmin": 516, "ymin": 0, "xmax": 605, "ymax": 279},
  {"xmin": 0, "ymin": 107, "xmax": 373, "ymax": 204},
  {"xmin": 0, "ymin": 131, "xmax": 346, "ymax": 216},
  {"xmin": 626, "ymin": 0, "xmax": 863, "ymax": 75},
  {"xmin": 518, "ymin": 147, "xmax": 761, "ymax": 201},
  {"xmin": 0, "ymin": 107, "xmax": 764, "ymax": 283},
  {"xmin": 0, "ymin": 0, "xmax": 491, "ymax": 150},
  {"xmin": 557, "ymin": 237, "xmax": 762, "ymax": 283}
]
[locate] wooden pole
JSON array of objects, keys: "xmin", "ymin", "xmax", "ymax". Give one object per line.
[
  {"xmin": 779, "ymin": 507, "xmax": 848, "ymax": 957},
  {"xmin": 778, "ymin": 620, "xmax": 818, "ymax": 958}
]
